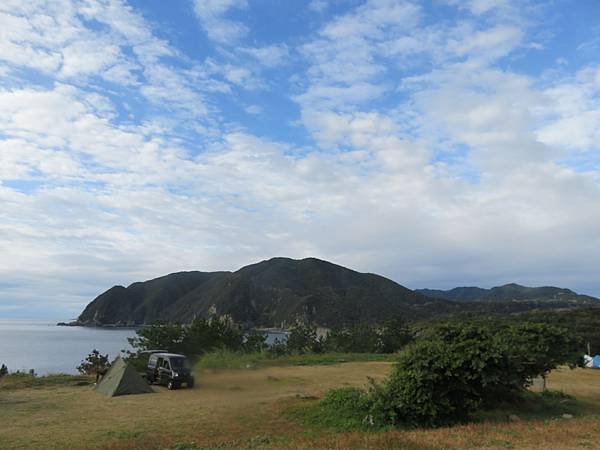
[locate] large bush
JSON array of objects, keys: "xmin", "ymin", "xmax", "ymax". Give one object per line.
[
  {"xmin": 323, "ymin": 322, "xmax": 582, "ymax": 428},
  {"xmin": 371, "ymin": 324, "xmax": 506, "ymax": 426}
]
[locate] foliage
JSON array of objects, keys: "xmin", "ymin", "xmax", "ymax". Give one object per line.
[
  {"xmin": 76, "ymin": 349, "xmax": 111, "ymax": 382},
  {"xmin": 326, "ymin": 324, "xmax": 380, "ymax": 353},
  {"xmin": 378, "ymin": 317, "xmax": 413, "ymax": 353},
  {"xmin": 242, "ymin": 330, "xmax": 268, "ymax": 353},
  {"xmin": 0, "ymin": 363, "xmax": 7, "ymax": 377},
  {"xmin": 181, "ymin": 313, "xmax": 244, "ymax": 355},
  {"xmin": 317, "ymin": 321, "xmax": 583, "ymax": 428},
  {"xmin": 127, "ymin": 321, "xmax": 185, "ymax": 354},
  {"xmin": 372, "ymin": 324, "xmax": 507, "ymax": 426},
  {"xmin": 417, "ymin": 306, "xmax": 600, "ymax": 355},
  {"xmin": 493, "ymin": 322, "xmax": 582, "ymax": 395},
  {"xmin": 286, "ymin": 322, "xmax": 324, "ymax": 354},
  {"xmin": 325, "ymin": 317, "xmax": 413, "ymax": 353},
  {"xmin": 267, "ymin": 338, "xmax": 288, "ymax": 356},
  {"xmin": 126, "ymin": 310, "xmax": 245, "ymax": 364},
  {"xmin": 289, "ymin": 387, "xmax": 375, "ymax": 430}
]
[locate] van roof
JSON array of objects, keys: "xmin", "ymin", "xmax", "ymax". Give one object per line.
[{"xmin": 153, "ymin": 353, "xmax": 186, "ymax": 358}]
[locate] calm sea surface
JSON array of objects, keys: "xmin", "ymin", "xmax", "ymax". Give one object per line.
[
  {"xmin": 0, "ymin": 319, "xmax": 136, "ymax": 375},
  {"xmin": 0, "ymin": 319, "xmax": 289, "ymax": 375}
]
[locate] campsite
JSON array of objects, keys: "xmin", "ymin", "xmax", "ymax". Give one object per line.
[{"xmin": 2, "ymin": 357, "xmax": 600, "ymax": 449}]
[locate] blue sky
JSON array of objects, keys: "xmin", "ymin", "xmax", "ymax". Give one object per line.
[{"xmin": 0, "ymin": 0, "xmax": 599, "ymax": 319}]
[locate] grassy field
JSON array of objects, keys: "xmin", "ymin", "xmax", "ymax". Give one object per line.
[
  {"xmin": 193, "ymin": 350, "xmax": 396, "ymax": 370},
  {"xmin": 1, "ymin": 360, "xmax": 600, "ymax": 449}
]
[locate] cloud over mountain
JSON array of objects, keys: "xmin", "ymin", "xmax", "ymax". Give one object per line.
[{"xmin": 0, "ymin": 0, "xmax": 599, "ymax": 318}]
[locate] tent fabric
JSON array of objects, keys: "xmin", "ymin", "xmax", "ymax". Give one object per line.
[
  {"xmin": 584, "ymin": 355, "xmax": 594, "ymax": 368},
  {"xmin": 95, "ymin": 356, "xmax": 154, "ymax": 397},
  {"xmin": 593, "ymin": 355, "xmax": 600, "ymax": 368}
]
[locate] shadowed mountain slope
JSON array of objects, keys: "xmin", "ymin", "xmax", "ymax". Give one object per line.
[{"xmin": 77, "ymin": 257, "xmax": 457, "ymax": 327}]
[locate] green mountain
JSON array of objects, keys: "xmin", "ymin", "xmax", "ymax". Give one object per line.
[
  {"xmin": 76, "ymin": 257, "xmax": 458, "ymax": 327},
  {"xmin": 417, "ymin": 283, "xmax": 599, "ymax": 304}
]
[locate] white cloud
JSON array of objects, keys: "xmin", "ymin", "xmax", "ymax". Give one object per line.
[
  {"xmin": 193, "ymin": 0, "xmax": 248, "ymax": 44},
  {"xmin": 241, "ymin": 44, "xmax": 289, "ymax": 68},
  {"xmin": 1, "ymin": 0, "xmax": 600, "ymax": 319}
]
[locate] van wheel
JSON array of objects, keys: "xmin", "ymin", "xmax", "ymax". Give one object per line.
[{"xmin": 167, "ymin": 380, "xmax": 176, "ymax": 390}]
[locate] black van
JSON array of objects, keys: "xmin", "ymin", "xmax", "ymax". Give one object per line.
[{"xmin": 146, "ymin": 353, "xmax": 194, "ymax": 390}]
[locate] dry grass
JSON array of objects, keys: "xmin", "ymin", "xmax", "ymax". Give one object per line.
[{"xmin": 1, "ymin": 363, "xmax": 600, "ymax": 449}]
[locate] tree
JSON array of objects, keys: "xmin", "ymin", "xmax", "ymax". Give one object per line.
[
  {"xmin": 127, "ymin": 321, "xmax": 185, "ymax": 354},
  {"xmin": 77, "ymin": 350, "xmax": 111, "ymax": 383},
  {"xmin": 243, "ymin": 330, "xmax": 268, "ymax": 353},
  {"xmin": 326, "ymin": 324, "xmax": 379, "ymax": 353},
  {"xmin": 0, "ymin": 364, "xmax": 7, "ymax": 377},
  {"xmin": 182, "ymin": 312, "xmax": 244, "ymax": 356},
  {"xmin": 377, "ymin": 317, "xmax": 413, "ymax": 353},
  {"xmin": 494, "ymin": 322, "xmax": 582, "ymax": 393},
  {"xmin": 287, "ymin": 321, "xmax": 323, "ymax": 354}
]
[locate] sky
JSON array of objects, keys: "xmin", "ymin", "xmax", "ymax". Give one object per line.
[{"xmin": 1, "ymin": 0, "xmax": 599, "ymax": 319}]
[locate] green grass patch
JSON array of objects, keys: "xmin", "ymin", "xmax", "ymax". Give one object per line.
[
  {"xmin": 194, "ymin": 349, "xmax": 396, "ymax": 371},
  {"xmin": 475, "ymin": 390, "xmax": 582, "ymax": 422},
  {"xmin": 288, "ymin": 388, "xmax": 583, "ymax": 433},
  {"xmin": 287, "ymin": 387, "xmax": 381, "ymax": 432},
  {"xmin": 0, "ymin": 373, "xmax": 92, "ymax": 391}
]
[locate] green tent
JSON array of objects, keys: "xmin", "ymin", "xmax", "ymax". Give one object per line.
[{"xmin": 95, "ymin": 356, "xmax": 154, "ymax": 397}]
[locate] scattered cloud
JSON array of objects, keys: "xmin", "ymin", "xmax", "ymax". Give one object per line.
[
  {"xmin": 193, "ymin": 0, "xmax": 248, "ymax": 44},
  {"xmin": 1, "ymin": 0, "xmax": 599, "ymax": 318}
]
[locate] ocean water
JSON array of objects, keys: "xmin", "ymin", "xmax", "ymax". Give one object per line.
[
  {"xmin": 0, "ymin": 319, "xmax": 136, "ymax": 375},
  {"xmin": 0, "ymin": 320, "xmax": 289, "ymax": 375}
]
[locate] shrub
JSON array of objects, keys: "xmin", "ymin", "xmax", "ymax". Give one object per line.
[
  {"xmin": 293, "ymin": 387, "xmax": 374, "ymax": 430},
  {"xmin": 372, "ymin": 325, "xmax": 505, "ymax": 426},
  {"xmin": 77, "ymin": 349, "xmax": 111, "ymax": 383},
  {"xmin": 335, "ymin": 322, "xmax": 583, "ymax": 428},
  {"xmin": 0, "ymin": 364, "xmax": 7, "ymax": 377}
]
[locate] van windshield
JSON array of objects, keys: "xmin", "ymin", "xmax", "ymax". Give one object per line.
[{"xmin": 169, "ymin": 357, "xmax": 189, "ymax": 369}]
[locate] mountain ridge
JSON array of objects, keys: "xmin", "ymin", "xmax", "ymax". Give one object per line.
[
  {"xmin": 76, "ymin": 257, "xmax": 458, "ymax": 327},
  {"xmin": 74, "ymin": 257, "xmax": 598, "ymax": 327},
  {"xmin": 416, "ymin": 283, "xmax": 598, "ymax": 304}
]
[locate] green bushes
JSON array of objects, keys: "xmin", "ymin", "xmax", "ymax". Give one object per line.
[
  {"xmin": 314, "ymin": 322, "xmax": 582, "ymax": 428},
  {"xmin": 126, "ymin": 311, "xmax": 250, "ymax": 361},
  {"xmin": 325, "ymin": 318, "xmax": 413, "ymax": 353},
  {"xmin": 285, "ymin": 322, "xmax": 324, "ymax": 354},
  {"xmin": 291, "ymin": 387, "xmax": 373, "ymax": 430}
]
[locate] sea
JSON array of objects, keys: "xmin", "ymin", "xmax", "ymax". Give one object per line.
[{"xmin": 0, "ymin": 319, "xmax": 288, "ymax": 375}]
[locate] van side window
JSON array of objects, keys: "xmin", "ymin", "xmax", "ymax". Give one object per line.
[{"xmin": 163, "ymin": 360, "xmax": 170, "ymax": 369}]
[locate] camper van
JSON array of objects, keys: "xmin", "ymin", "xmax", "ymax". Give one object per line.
[{"xmin": 146, "ymin": 353, "xmax": 194, "ymax": 390}]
